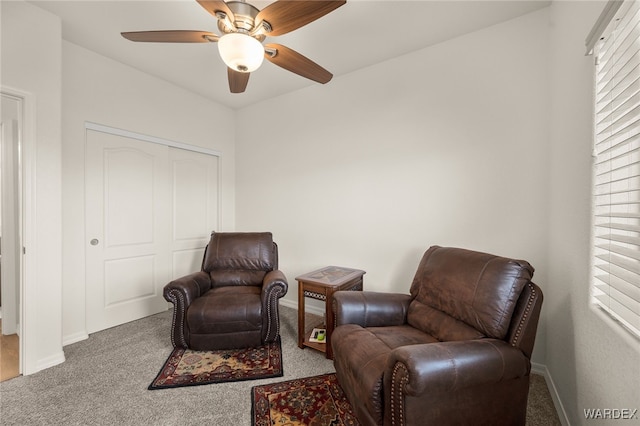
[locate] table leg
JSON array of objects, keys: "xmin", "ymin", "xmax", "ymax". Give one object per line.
[
  {"xmin": 325, "ymin": 289, "xmax": 334, "ymax": 359},
  {"xmin": 297, "ymin": 281, "xmax": 305, "ymax": 349}
]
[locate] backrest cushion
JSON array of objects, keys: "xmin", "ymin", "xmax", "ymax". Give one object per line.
[
  {"xmin": 202, "ymin": 232, "xmax": 276, "ymax": 287},
  {"xmin": 408, "ymin": 246, "xmax": 534, "ymax": 340}
]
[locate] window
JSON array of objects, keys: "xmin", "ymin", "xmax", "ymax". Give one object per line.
[{"xmin": 590, "ymin": 0, "xmax": 640, "ymax": 339}]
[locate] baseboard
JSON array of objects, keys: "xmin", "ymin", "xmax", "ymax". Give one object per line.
[
  {"xmin": 35, "ymin": 351, "xmax": 65, "ymax": 373},
  {"xmin": 280, "ymin": 298, "xmax": 325, "ymax": 317},
  {"xmin": 531, "ymin": 362, "xmax": 570, "ymax": 426},
  {"xmin": 531, "ymin": 361, "xmax": 546, "ymax": 375},
  {"xmin": 63, "ymin": 331, "xmax": 89, "ymax": 346}
]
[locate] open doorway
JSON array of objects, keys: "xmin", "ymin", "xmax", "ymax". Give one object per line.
[{"xmin": 1, "ymin": 92, "xmax": 22, "ymax": 381}]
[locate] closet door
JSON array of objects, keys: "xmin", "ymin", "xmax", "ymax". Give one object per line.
[
  {"xmin": 85, "ymin": 130, "xmax": 220, "ymax": 334},
  {"xmin": 169, "ymin": 147, "xmax": 219, "ymax": 279},
  {"xmin": 85, "ymin": 130, "xmax": 170, "ymax": 333}
]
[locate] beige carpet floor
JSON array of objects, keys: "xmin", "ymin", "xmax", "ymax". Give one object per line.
[{"xmin": 0, "ymin": 305, "xmax": 560, "ymax": 425}]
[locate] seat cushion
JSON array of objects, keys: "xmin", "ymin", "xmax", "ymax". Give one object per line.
[
  {"xmin": 332, "ymin": 324, "xmax": 437, "ymax": 425},
  {"xmin": 367, "ymin": 325, "xmax": 439, "ymax": 348},
  {"xmin": 187, "ymin": 286, "xmax": 262, "ymax": 335}
]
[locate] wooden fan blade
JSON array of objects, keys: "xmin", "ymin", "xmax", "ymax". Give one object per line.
[
  {"xmin": 265, "ymin": 43, "xmax": 332, "ymax": 84},
  {"xmin": 197, "ymin": 0, "xmax": 235, "ymax": 22},
  {"xmin": 256, "ymin": 1, "xmax": 346, "ymax": 37},
  {"xmin": 121, "ymin": 30, "xmax": 217, "ymax": 43},
  {"xmin": 228, "ymin": 68, "xmax": 250, "ymax": 93}
]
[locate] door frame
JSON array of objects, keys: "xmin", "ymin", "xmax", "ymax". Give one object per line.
[
  {"xmin": 85, "ymin": 122, "xmax": 223, "ymax": 157},
  {"xmin": 1, "ymin": 86, "xmax": 36, "ymax": 375}
]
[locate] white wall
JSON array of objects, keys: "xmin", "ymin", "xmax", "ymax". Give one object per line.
[
  {"xmin": 1, "ymin": 0, "xmax": 64, "ymax": 373},
  {"xmin": 236, "ymin": 10, "xmax": 551, "ymax": 363},
  {"xmin": 548, "ymin": 2, "xmax": 640, "ymax": 424},
  {"xmin": 61, "ymin": 41, "xmax": 236, "ymax": 344}
]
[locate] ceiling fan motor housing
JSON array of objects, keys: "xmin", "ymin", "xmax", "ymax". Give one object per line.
[{"xmin": 219, "ymin": 1, "xmax": 267, "ymax": 41}]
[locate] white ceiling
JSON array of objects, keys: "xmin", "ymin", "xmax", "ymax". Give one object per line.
[{"xmin": 30, "ymin": 0, "xmax": 550, "ymax": 110}]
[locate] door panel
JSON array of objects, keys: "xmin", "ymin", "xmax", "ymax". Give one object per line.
[
  {"xmin": 104, "ymin": 148, "xmax": 156, "ymax": 247},
  {"xmin": 169, "ymin": 147, "xmax": 219, "ymax": 280},
  {"xmin": 172, "ymin": 249, "xmax": 203, "ymax": 281},
  {"xmin": 104, "ymin": 255, "xmax": 156, "ymax": 307},
  {"xmin": 85, "ymin": 130, "xmax": 169, "ymax": 334}
]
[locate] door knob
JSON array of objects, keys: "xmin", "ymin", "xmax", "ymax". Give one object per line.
[{"xmin": 90, "ymin": 239, "xmax": 99, "ymax": 246}]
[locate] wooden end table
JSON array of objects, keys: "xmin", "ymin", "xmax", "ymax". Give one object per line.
[{"xmin": 296, "ymin": 266, "xmax": 365, "ymax": 359}]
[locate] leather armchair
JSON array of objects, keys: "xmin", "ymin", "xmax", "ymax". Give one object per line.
[
  {"xmin": 331, "ymin": 246, "xmax": 543, "ymax": 426},
  {"xmin": 163, "ymin": 232, "xmax": 288, "ymax": 350}
]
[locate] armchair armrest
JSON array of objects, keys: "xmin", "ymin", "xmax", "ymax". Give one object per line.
[
  {"xmin": 164, "ymin": 271, "xmax": 212, "ymax": 306},
  {"xmin": 384, "ymin": 339, "xmax": 530, "ymax": 425},
  {"xmin": 163, "ymin": 271, "xmax": 212, "ymax": 348},
  {"xmin": 261, "ymin": 269, "xmax": 288, "ymax": 342},
  {"xmin": 386, "ymin": 339, "xmax": 529, "ymax": 396},
  {"xmin": 333, "ymin": 291, "xmax": 411, "ymax": 328},
  {"xmin": 263, "ymin": 270, "xmax": 288, "ymax": 293}
]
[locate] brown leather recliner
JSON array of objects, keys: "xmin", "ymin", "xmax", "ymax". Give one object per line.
[
  {"xmin": 331, "ymin": 245, "xmax": 543, "ymax": 426},
  {"xmin": 163, "ymin": 232, "xmax": 288, "ymax": 350}
]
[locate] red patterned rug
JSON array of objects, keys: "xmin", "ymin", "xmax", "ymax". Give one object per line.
[
  {"xmin": 149, "ymin": 338, "xmax": 283, "ymax": 390},
  {"xmin": 251, "ymin": 373, "xmax": 360, "ymax": 425}
]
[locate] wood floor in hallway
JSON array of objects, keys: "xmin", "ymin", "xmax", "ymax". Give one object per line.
[{"xmin": 0, "ymin": 319, "xmax": 20, "ymax": 382}]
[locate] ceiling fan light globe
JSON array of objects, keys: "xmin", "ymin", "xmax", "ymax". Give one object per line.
[{"xmin": 218, "ymin": 33, "xmax": 264, "ymax": 73}]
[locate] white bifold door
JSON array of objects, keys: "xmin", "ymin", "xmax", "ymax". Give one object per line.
[{"xmin": 85, "ymin": 129, "xmax": 218, "ymax": 334}]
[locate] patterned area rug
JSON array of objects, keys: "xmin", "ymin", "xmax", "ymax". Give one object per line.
[
  {"xmin": 251, "ymin": 373, "xmax": 360, "ymax": 426},
  {"xmin": 149, "ymin": 338, "xmax": 283, "ymax": 390}
]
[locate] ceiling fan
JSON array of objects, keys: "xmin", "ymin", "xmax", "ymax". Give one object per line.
[{"xmin": 121, "ymin": 0, "xmax": 346, "ymax": 94}]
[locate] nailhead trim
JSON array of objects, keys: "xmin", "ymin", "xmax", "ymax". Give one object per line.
[
  {"xmin": 390, "ymin": 363, "xmax": 409, "ymax": 426},
  {"xmin": 166, "ymin": 289, "xmax": 187, "ymax": 348},
  {"xmin": 511, "ymin": 283, "xmax": 535, "ymax": 347},
  {"xmin": 265, "ymin": 283, "xmax": 285, "ymax": 342}
]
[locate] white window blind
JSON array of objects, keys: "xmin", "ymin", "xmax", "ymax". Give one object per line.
[{"xmin": 592, "ymin": 0, "xmax": 640, "ymax": 339}]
